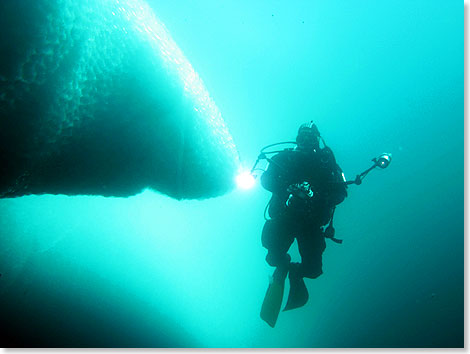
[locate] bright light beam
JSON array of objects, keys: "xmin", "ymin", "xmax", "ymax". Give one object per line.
[{"xmin": 235, "ymin": 171, "xmax": 256, "ymax": 190}]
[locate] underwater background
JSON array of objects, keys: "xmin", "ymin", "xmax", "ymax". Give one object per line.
[{"xmin": 0, "ymin": 0, "xmax": 462, "ymax": 348}]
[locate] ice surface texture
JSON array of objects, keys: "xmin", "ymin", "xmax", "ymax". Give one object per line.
[{"xmin": 0, "ymin": 0, "xmax": 239, "ymax": 199}]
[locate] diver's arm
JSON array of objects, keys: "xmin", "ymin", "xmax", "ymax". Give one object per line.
[
  {"xmin": 321, "ymin": 147, "xmax": 348, "ymax": 206},
  {"xmin": 260, "ymin": 153, "xmax": 290, "ymax": 194},
  {"xmin": 326, "ymin": 163, "xmax": 348, "ymax": 206},
  {"xmin": 328, "ymin": 166, "xmax": 348, "ymax": 206}
]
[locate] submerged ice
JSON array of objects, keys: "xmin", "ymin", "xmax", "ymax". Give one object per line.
[{"xmin": 0, "ymin": 0, "xmax": 240, "ymax": 199}]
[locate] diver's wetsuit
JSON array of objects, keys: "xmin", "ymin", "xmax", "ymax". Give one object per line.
[{"xmin": 261, "ymin": 146, "xmax": 347, "ymax": 278}]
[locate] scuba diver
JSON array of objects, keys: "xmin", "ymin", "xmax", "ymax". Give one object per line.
[
  {"xmin": 251, "ymin": 121, "xmax": 392, "ymax": 327},
  {"xmin": 259, "ymin": 121, "xmax": 347, "ymax": 327}
]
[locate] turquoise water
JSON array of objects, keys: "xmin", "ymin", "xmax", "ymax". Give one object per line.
[{"xmin": 0, "ymin": 0, "xmax": 462, "ymax": 348}]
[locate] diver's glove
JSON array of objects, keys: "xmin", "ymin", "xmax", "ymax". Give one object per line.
[{"xmin": 286, "ymin": 182, "xmax": 314, "ymax": 208}]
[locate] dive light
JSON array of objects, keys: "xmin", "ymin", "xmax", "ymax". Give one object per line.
[
  {"xmin": 235, "ymin": 170, "xmax": 256, "ymax": 190},
  {"xmin": 374, "ymin": 153, "xmax": 392, "ymax": 169},
  {"xmin": 345, "ymin": 152, "xmax": 392, "ymax": 185},
  {"xmin": 236, "ymin": 142, "xmax": 297, "ymax": 190}
]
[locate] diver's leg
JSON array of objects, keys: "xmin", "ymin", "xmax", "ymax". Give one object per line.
[
  {"xmin": 283, "ymin": 226, "xmax": 325, "ymax": 311},
  {"xmin": 261, "ymin": 217, "xmax": 294, "ymax": 270},
  {"xmin": 260, "ymin": 217, "xmax": 294, "ymax": 327},
  {"xmin": 297, "ymin": 227, "xmax": 327, "ymax": 279},
  {"xmin": 283, "ymin": 231, "xmax": 313, "ymax": 311}
]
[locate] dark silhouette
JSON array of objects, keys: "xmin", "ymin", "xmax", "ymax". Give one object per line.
[{"xmin": 260, "ymin": 122, "xmax": 347, "ymax": 327}]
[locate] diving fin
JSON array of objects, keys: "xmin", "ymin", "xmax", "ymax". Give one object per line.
[
  {"xmin": 260, "ymin": 267, "xmax": 288, "ymax": 328},
  {"xmin": 283, "ymin": 272, "xmax": 309, "ymax": 311}
]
